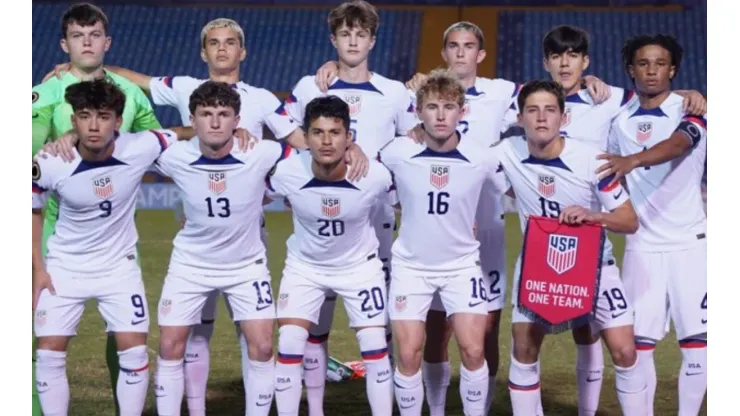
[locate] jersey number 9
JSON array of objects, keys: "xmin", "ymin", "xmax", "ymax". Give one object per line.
[{"xmin": 99, "ymin": 200, "xmax": 112, "ymax": 218}]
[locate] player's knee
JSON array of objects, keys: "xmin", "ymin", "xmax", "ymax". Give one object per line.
[
  {"xmin": 118, "ymin": 345, "xmax": 149, "ymax": 372},
  {"xmin": 609, "ymin": 342, "xmax": 637, "ymax": 368},
  {"xmin": 458, "ymin": 343, "xmax": 485, "ymax": 369},
  {"xmin": 397, "ymin": 342, "xmax": 423, "ymax": 371},
  {"xmin": 248, "ymin": 326, "xmax": 276, "ymax": 361},
  {"xmin": 278, "ymin": 325, "xmax": 309, "ymax": 355},
  {"xmin": 355, "ymin": 327, "xmax": 388, "ymax": 361},
  {"xmin": 571, "ymin": 324, "xmax": 599, "ymax": 345},
  {"xmin": 159, "ymin": 335, "xmax": 187, "ymax": 360},
  {"xmin": 511, "ymin": 340, "xmax": 540, "ymax": 364},
  {"xmin": 36, "ymin": 337, "xmax": 69, "ymax": 352},
  {"xmin": 115, "ymin": 332, "xmax": 147, "ymax": 351}
]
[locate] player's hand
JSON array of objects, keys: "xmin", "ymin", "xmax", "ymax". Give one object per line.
[
  {"xmin": 345, "ymin": 143, "xmax": 369, "ymax": 181},
  {"xmin": 559, "ymin": 205, "xmax": 601, "ymax": 225},
  {"xmin": 407, "ymin": 123, "xmax": 424, "ymax": 144},
  {"xmin": 315, "ymin": 60, "xmax": 339, "ymax": 93},
  {"xmin": 42, "ymin": 62, "xmax": 73, "ymax": 82},
  {"xmin": 596, "ymin": 153, "xmax": 639, "ymax": 186},
  {"xmin": 583, "ymin": 75, "xmax": 611, "ymax": 104},
  {"xmin": 32, "ymin": 269, "xmax": 56, "ymax": 312},
  {"xmin": 680, "ymin": 90, "xmax": 707, "ymax": 116},
  {"xmin": 43, "ymin": 130, "xmax": 79, "ymax": 162},
  {"xmin": 234, "ymin": 128, "xmax": 258, "ymax": 151},
  {"xmin": 405, "ymin": 73, "xmax": 428, "ymax": 93}
]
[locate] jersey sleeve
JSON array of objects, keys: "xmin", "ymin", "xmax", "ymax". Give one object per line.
[
  {"xmin": 149, "ymin": 75, "xmax": 188, "ymax": 107},
  {"xmin": 131, "ymin": 87, "xmax": 162, "ymax": 131},
  {"xmin": 144, "ymin": 129, "xmax": 178, "ymax": 162},
  {"xmin": 593, "ymin": 159, "xmax": 630, "ymax": 211},
  {"xmin": 483, "ymin": 145, "xmax": 510, "ymax": 194},
  {"xmin": 676, "ymin": 114, "xmax": 707, "ymax": 149},
  {"xmin": 394, "ymin": 88, "xmax": 419, "ymax": 135},
  {"xmin": 279, "ymin": 76, "xmax": 315, "ymax": 126},
  {"xmin": 500, "ymin": 104, "xmax": 522, "ymax": 140},
  {"xmin": 32, "ymin": 156, "xmax": 53, "ymax": 209},
  {"xmin": 32, "ymin": 106, "xmax": 54, "ymax": 157},
  {"xmin": 260, "ymin": 89, "xmax": 299, "ymax": 139}
]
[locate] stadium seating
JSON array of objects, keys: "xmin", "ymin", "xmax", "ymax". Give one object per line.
[
  {"xmin": 496, "ymin": 5, "xmax": 707, "ymax": 93},
  {"xmin": 32, "ymin": 4, "xmax": 422, "ymax": 127}
]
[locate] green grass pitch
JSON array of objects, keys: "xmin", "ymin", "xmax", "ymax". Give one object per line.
[{"xmin": 59, "ymin": 211, "xmax": 705, "ymax": 415}]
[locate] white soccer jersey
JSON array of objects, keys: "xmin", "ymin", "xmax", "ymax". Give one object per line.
[
  {"xmin": 504, "ymin": 85, "xmax": 635, "ymax": 151},
  {"xmin": 266, "ymin": 151, "xmax": 393, "ymax": 272},
  {"xmin": 494, "ymin": 137, "xmax": 630, "ymax": 262},
  {"xmin": 155, "ymin": 139, "xmax": 292, "ymax": 275},
  {"xmin": 411, "ymin": 77, "xmax": 519, "ymax": 147},
  {"xmin": 149, "ymin": 75, "xmax": 297, "ymax": 139},
  {"xmin": 32, "ymin": 129, "xmax": 178, "ymax": 275},
  {"xmin": 379, "ymin": 135, "xmax": 507, "ymax": 273},
  {"xmin": 280, "ymin": 73, "xmax": 418, "ymax": 158},
  {"xmin": 610, "ymin": 92, "xmax": 707, "ymax": 251}
]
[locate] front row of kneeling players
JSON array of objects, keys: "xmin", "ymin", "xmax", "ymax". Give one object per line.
[{"xmin": 32, "ymin": 72, "xmax": 701, "ymax": 415}]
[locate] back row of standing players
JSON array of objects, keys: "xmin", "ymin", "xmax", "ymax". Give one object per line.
[{"xmin": 31, "ymin": 1, "xmax": 708, "ymax": 415}]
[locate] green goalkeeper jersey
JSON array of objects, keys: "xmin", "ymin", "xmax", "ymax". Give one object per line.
[{"xmin": 32, "ymin": 70, "xmax": 161, "ymax": 250}]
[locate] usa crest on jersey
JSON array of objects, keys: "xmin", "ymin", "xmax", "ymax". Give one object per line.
[
  {"xmin": 430, "ymin": 165, "xmax": 450, "ymax": 189},
  {"xmin": 561, "ymin": 107, "xmax": 572, "ymax": 128},
  {"xmin": 637, "ymin": 122, "xmax": 653, "ymax": 143},
  {"xmin": 547, "ymin": 234, "xmax": 578, "ymax": 275},
  {"xmin": 344, "ymin": 94, "xmax": 362, "ymax": 117},
  {"xmin": 538, "ymin": 175, "xmax": 555, "ymax": 198},
  {"xmin": 93, "ymin": 176, "xmax": 113, "ymax": 199},
  {"xmin": 321, "ymin": 197, "xmax": 341, "ymax": 218},
  {"xmin": 208, "ymin": 172, "xmax": 226, "ymax": 195}
]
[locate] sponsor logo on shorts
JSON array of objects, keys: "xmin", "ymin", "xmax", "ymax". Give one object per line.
[
  {"xmin": 160, "ymin": 299, "xmax": 172, "ymax": 316},
  {"xmin": 35, "ymin": 310, "xmax": 47, "ymax": 327},
  {"xmin": 367, "ymin": 311, "xmax": 382, "ymax": 319},
  {"xmin": 278, "ymin": 293, "xmax": 289, "ymax": 310},
  {"xmin": 256, "ymin": 304, "xmax": 271, "ymax": 312},
  {"xmin": 394, "ymin": 296, "xmax": 407, "ymax": 312},
  {"xmin": 131, "ymin": 318, "xmax": 147, "ymax": 326},
  {"xmin": 611, "ymin": 310, "xmax": 627, "ymax": 319},
  {"xmin": 468, "ymin": 300, "xmax": 484, "ymax": 308}
]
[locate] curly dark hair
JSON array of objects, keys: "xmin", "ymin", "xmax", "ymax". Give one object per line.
[
  {"xmin": 188, "ymin": 81, "xmax": 241, "ymax": 115},
  {"xmin": 622, "ymin": 34, "xmax": 684, "ymax": 80},
  {"xmin": 65, "ymin": 79, "xmax": 126, "ymax": 116},
  {"xmin": 517, "ymin": 79, "xmax": 565, "ymax": 114}
]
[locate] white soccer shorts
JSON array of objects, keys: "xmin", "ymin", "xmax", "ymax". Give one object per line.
[
  {"xmin": 389, "ymin": 263, "xmax": 489, "ymax": 321},
  {"xmin": 277, "ymin": 254, "xmax": 388, "ymax": 328},
  {"xmin": 511, "ymin": 259, "xmax": 634, "ymax": 333},
  {"xmin": 158, "ymin": 259, "xmax": 275, "ymax": 326},
  {"xmin": 622, "ymin": 239, "xmax": 707, "ymax": 341},
  {"xmin": 34, "ymin": 262, "xmax": 149, "ymax": 337}
]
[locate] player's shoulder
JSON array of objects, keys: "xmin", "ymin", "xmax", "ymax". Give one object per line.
[
  {"xmin": 153, "ymin": 75, "xmax": 203, "ymax": 93},
  {"xmin": 32, "ymin": 77, "xmax": 65, "ymax": 107},
  {"xmin": 366, "ymin": 158, "xmax": 393, "ymax": 182},
  {"xmin": 33, "ymin": 151, "xmax": 76, "ymax": 181},
  {"xmin": 477, "ymin": 77, "xmax": 518, "ymax": 98},
  {"xmin": 370, "ymin": 73, "xmax": 409, "ymax": 98},
  {"xmin": 291, "ymin": 75, "xmax": 321, "ymax": 97},
  {"xmin": 379, "ymin": 136, "xmax": 421, "ymax": 161}
]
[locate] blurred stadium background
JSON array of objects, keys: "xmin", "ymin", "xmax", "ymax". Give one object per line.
[{"xmin": 32, "ymin": 1, "xmax": 707, "ymax": 415}]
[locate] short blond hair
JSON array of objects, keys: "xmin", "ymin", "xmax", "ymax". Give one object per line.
[
  {"xmin": 442, "ymin": 21, "xmax": 485, "ymax": 50},
  {"xmin": 416, "ymin": 68, "xmax": 466, "ymax": 109},
  {"xmin": 200, "ymin": 18, "xmax": 245, "ymax": 49}
]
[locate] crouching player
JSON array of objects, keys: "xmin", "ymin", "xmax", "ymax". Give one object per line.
[
  {"xmin": 32, "ymin": 79, "xmax": 178, "ymax": 415},
  {"xmin": 268, "ymin": 96, "xmax": 394, "ymax": 415},
  {"xmin": 152, "ymin": 81, "xmax": 284, "ymax": 415}
]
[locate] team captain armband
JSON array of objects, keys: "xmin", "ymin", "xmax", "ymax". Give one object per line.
[{"xmin": 676, "ymin": 115, "xmax": 707, "ymax": 148}]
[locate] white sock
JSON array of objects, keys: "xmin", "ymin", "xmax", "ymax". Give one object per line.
[
  {"xmin": 394, "ymin": 368, "xmax": 424, "ymax": 415},
  {"xmin": 117, "ymin": 345, "xmax": 149, "ymax": 416},
  {"xmin": 184, "ymin": 322, "xmax": 214, "ymax": 416},
  {"xmin": 275, "ymin": 325, "xmax": 309, "ymax": 415},
  {"xmin": 246, "ymin": 357, "xmax": 275, "ymax": 416},
  {"xmin": 636, "ymin": 339, "xmax": 657, "ymax": 416},
  {"xmin": 357, "ymin": 327, "xmax": 393, "ymax": 415},
  {"xmin": 155, "ymin": 357, "xmax": 184, "ymax": 416},
  {"xmin": 508, "ymin": 357, "xmax": 541, "ymax": 416},
  {"xmin": 678, "ymin": 338, "xmax": 707, "ymax": 416},
  {"xmin": 305, "ymin": 297, "xmax": 335, "ymax": 416},
  {"xmin": 36, "ymin": 349, "xmax": 69, "ymax": 416},
  {"xmin": 422, "ymin": 361, "xmax": 451, "ymax": 416},
  {"xmin": 614, "ymin": 358, "xmax": 648, "ymax": 416},
  {"xmin": 576, "ymin": 341, "xmax": 604, "ymax": 416},
  {"xmin": 460, "ymin": 362, "xmax": 489, "ymax": 416},
  {"xmin": 485, "ymin": 376, "xmax": 497, "ymax": 415}
]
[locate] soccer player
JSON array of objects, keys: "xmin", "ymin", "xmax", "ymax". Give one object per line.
[
  {"xmin": 152, "ymin": 81, "xmax": 282, "ymax": 416},
  {"xmin": 31, "ymin": 3, "xmax": 165, "ymax": 410},
  {"xmin": 378, "ymin": 69, "xmax": 508, "ymax": 416},
  {"xmin": 596, "ymin": 34, "xmax": 707, "ymax": 416},
  {"xmin": 32, "ymin": 79, "xmax": 178, "ymax": 416},
  {"xmin": 278, "ymin": 2, "xmax": 417, "ymax": 412},
  {"xmin": 490, "ymin": 80, "xmax": 647, "ymax": 416},
  {"xmin": 268, "ymin": 96, "xmax": 394, "ymax": 415}
]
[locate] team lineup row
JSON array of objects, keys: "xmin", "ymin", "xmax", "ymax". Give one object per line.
[{"xmin": 31, "ymin": 2, "xmax": 707, "ymax": 415}]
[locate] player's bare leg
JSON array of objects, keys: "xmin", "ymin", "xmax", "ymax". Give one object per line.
[
  {"xmin": 304, "ymin": 296, "xmax": 336, "ymax": 416},
  {"xmin": 450, "ymin": 312, "xmax": 490, "ymax": 416},
  {"xmin": 677, "ymin": 333, "xmax": 707, "ymax": 416},
  {"xmin": 572, "ymin": 325, "xmax": 604, "ymax": 415},
  {"xmin": 484, "ymin": 309, "xmax": 503, "ymax": 413},
  {"xmin": 600, "ymin": 325, "xmax": 648, "ymax": 415},
  {"xmin": 240, "ymin": 318, "xmax": 276, "ymax": 416},
  {"xmin": 155, "ymin": 325, "xmax": 192, "ymax": 416},
  {"xmin": 183, "ymin": 291, "xmax": 218, "ymax": 416},
  {"xmin": 392, "ymin": 319, "xmax": 427, "ymax": 415},
  {"xmin": 509, "ymin": 322, "xmax": 546, "ymax": 416},
  {"xmin": 422, "ymin": 310, "xmax": 453, "ymax": 416},
  {"xmin": 354, "ymin": 325, "xmax": 393, "ymax": 415},
  {"xmin": 36, "ymin": 336, "xmax": 72, "ymax": 416},
  {"xmin": 113, "ymin": 332, "xmax": 150, "ymax": 416}
]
